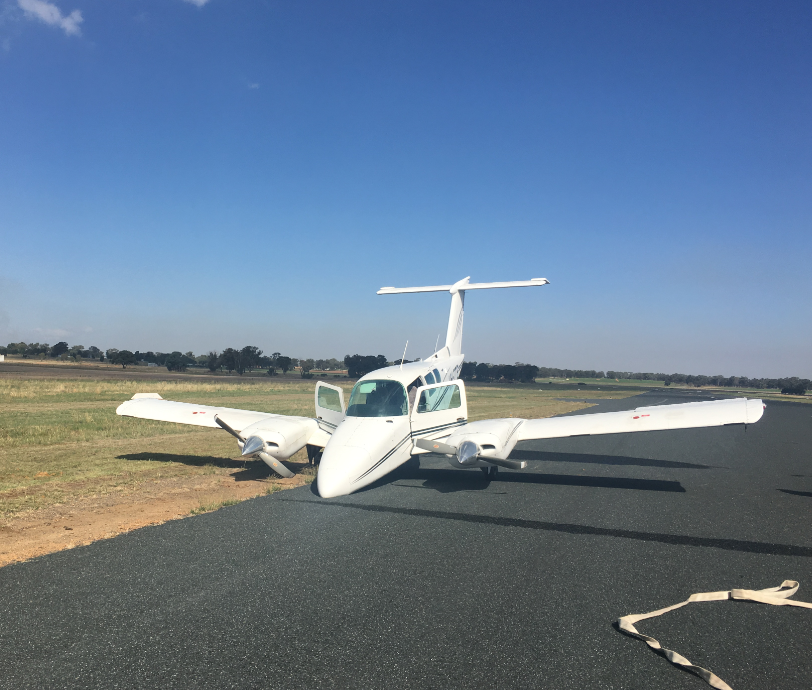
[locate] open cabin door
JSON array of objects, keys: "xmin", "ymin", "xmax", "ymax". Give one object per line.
[
  {"xmin": 410, "ymin": 379, "xmax": 467, "ymax": 444},
  {"xmin": 315, "ymin": 381, "xmax": 345, "ymax": 432}
]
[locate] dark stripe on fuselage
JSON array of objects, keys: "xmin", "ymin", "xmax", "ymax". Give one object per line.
[
  {"xmin": 350, "ymin": 419, "xmax": 468, "ymax": 485},
  {"xmin": 411, "ymin": 419, "xmax": 467, "ymax": 437},
  {"xmin": 352, "ymin": 433, "xmax": 413, "ymax": 484}
]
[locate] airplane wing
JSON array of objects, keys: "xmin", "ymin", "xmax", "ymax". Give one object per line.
[
  {"xmin": 116, "ymin": 394, "xmax": 323, "ymax": 476},
  {"xmin": 116, "ymin": 394, "xmax": 284, "ymax": 432},
  {"xmin": 427, "ymin": 398, "xmax": 765, "ymax": 469},
  {"xmin": 516, "ymin": 396, "xmax": 765, "ymax": 441}
]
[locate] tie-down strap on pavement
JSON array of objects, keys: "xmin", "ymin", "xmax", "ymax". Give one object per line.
[{"xmin": 617, "ymin": 580, "xmax": 812, "ymax": 690}]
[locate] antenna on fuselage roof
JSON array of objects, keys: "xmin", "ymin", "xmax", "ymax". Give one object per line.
[
  {"xmin": 378, "ymin": 277, "xmax": 550, "ymax": 358},
  {"xmin": 400, "ymin": 340, "xmax": 408, "ymax": 371}
]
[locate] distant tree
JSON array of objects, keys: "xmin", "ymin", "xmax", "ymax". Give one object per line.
[
  {"xmin": 111, "ymin": 350, "xmax": 136, "ymax": 369},
  {"xmin": 300, "ymin": 358, "xmax": 315, "ymax": 378},
  {"xmin": 68, "ymin": 345, "xmax": 84, "ymax": 361},
  {"xmin": 475, "ymin": 363, "xmax": 490, "ymax": 382},
  {"xmin": 343, "ymin": 354, "xmax": 388, "ymax": 378},
  {"xmin": 51, "ymin": 341, "xmax": 69, "ymax": 358},
  {"xmin": 6, "ymin": 342, "xmax": 27, "ymax": 355},
  {"xmin": 207, "ymin": 351, "xmax": 220, "ymax": 372},
  {"xmin": 515, "ymin": 364, "xmax": 539, "ymax": 383},
  {"xmin": 781, "ymin": 379, "xmax": 808, "ymax": 396},
  {"xmin": 276, "ymin": 356, "xmax": 293, "ymax": 374},
  {"xmin": 220, "ymin": 348, "xmax": 238, "ymax": 374},
  {"xmin": 23, "ymin": 342, "xmax": 50, "ymax": 359},
  {"xmin": 240, "ymin": 346, "xmax": 263, "ymax": 373},
  {"xmin": 165, "ymin": 352, "xmax": 187, "ymax": 372},
  {"xmin": 460, "ymin": 362, "xmax": 477, "ymax": 380}
]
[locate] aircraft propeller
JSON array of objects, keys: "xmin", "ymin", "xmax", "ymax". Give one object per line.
[
  {"xmin": 213, "ymin": 414, "xmax": 295, "ymax": 478},
  {"xmin": 414, "ymin": 438, "xmax": 527, "ymax": 470}
]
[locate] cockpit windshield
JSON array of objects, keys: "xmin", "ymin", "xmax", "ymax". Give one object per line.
[{"xmin": 346, "ymin": 380, "xmax": 408, "ymax": 417}]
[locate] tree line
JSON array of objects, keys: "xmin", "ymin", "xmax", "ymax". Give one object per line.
[
  {"xmin": 460, "ymin": 362, "xmax": 541, "ymax": 383},
  {"xmin": 1, "ymin": 341, "xmax": 103, "ymax": 361},
  {"xmin": 523, "ymin": 366, "xmax": 809, "ymax": 395},
  {"xmin": 0, "ymin": 341, "xmax": 342, "ymax": 376},
  {"xmin": 2, "ymin": 340, "xmax": 808, "ymax": 394}
]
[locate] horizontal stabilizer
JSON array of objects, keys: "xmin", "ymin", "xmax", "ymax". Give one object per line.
[{"xmin": 378, "ymin": 278, "xmax": 548, "ymax": 295}]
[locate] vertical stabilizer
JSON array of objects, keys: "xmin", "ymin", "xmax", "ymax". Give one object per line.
[
  {"xmin": 444, "ymin": 277, "xmax": 469, "ymax": 357},
  {"xmin": 377, "ymin": 276, "xmax": 549, "ymax": 358}
]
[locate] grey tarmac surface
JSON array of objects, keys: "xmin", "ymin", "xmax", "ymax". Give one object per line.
[{"xmin": 1, "ymin": 389, "xmax": 810, "ymax": 689}]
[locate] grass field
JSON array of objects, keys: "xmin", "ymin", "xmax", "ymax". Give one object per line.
[{"xmin": 0, "ymin": 374, "xmax": 651, "ymax": 521}]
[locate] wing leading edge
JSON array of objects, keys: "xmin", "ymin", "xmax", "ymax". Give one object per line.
[
  {"xmin": 516, "ymin": 397, "xmax": 764, "ymax": 441},
  {"xmin": 116, "ymin": 397, "xmax": 282, "ymax": 432}
]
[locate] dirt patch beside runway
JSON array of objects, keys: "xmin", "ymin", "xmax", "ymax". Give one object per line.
[{"xmin": 0, "ymin": 462, "xmax": 314, "ymax": 568}]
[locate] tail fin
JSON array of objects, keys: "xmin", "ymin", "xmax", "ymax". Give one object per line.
[{"xmin": 377, "ymin": 277, "xmax": 549, "ymax": 357}]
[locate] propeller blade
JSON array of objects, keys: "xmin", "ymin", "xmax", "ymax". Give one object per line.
[
  {"xmin": 214, "ymin": 414, "xmax": 244, "ymax": 442},
  {"xmin": 241, "ymin": 435, "xmax": 264, "ymax": 456},
  {"xmin": 414, "ymin": 438, "xmax": 458, "ymax": 455},
  {"xmin": 258, "ymin": 452, "xmax": 296, "ymax": 478},
  {"xmin": 480, "ymin": 457, "xmax": 528, "ymax": 471}
]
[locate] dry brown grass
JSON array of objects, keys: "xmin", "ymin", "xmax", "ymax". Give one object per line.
[
  {"xmin": 0, "ymin": 376, "xmax": 636, "ymax": 521},
  {"xmin": 0, "ymin": 371, "xmax": 644, "ymax": 566}
]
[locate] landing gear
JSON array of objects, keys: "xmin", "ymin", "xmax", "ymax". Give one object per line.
[
  {"xmin": 306, "ymin": 444, "xmax": 323, "ymax": 465},
  {"xmin": 481, "ymin": 465, "xmax": 498, "ymax": 479}
]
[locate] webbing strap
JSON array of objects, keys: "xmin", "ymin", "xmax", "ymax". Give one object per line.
[{"xmin": 617, "ymin": 580, "xmax": 812, "ymax": 690}]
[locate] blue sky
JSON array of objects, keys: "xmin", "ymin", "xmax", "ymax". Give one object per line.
[{"xmin": 1, "ymin": 0, "xmax": 810, "ymax": 377}]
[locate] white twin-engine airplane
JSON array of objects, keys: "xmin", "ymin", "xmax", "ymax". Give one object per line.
[{"xmin": 117, "ymin": 277, "xmax": 765, "ymax": 498}]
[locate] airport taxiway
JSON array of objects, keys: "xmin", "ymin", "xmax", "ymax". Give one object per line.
[{"xmin": 0, "ymin": 390, "xmax": 810, "ymax": 688}]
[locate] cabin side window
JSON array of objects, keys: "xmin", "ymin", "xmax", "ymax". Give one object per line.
[
  {"xmin": 317, "ymin": 386, "xmax": 342, "ymax": 413},
  {"xmin": 417, "ymin": 384, "xmax": 462, "ymax": 413}
]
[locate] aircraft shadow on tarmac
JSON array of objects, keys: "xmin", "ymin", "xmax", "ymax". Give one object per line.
[
  {"xmin": 778, "ymin": 489, "xmax": 812, "ymax": 498},
  {"xmin": 346, "ymin": 462, "xmax": 686, "ymax": 495},
  {"xmin": 508, "ymin": 449, "xmax": 718, "ymax": 470},
  {"xmin": 289, "ymin": 498, "xmax": 812, "ymax": 558}
]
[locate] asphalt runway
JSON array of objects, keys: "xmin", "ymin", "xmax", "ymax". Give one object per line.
[{"xmin": 1, "ymin": 390, "xmax": 810, "ymax": 688}]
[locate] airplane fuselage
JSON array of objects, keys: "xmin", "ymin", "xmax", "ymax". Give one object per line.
[{"xmin": 316, "ymin": 355, "xmax": 465, "ymax": 498}]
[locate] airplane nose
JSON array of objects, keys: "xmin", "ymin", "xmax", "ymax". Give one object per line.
[{"xmin": 316, "ymin": 445, "xmax": 371, "ymax": 498}]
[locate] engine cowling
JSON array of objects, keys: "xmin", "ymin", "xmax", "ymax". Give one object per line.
[{"xmin": 237, "ymin": 416, "xmax": 318, "ymax": 460}]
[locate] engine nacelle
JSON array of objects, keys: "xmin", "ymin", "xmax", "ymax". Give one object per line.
[{"xmin": 238, "ymin": 416, "xmax": 318, "ymax": 460}]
